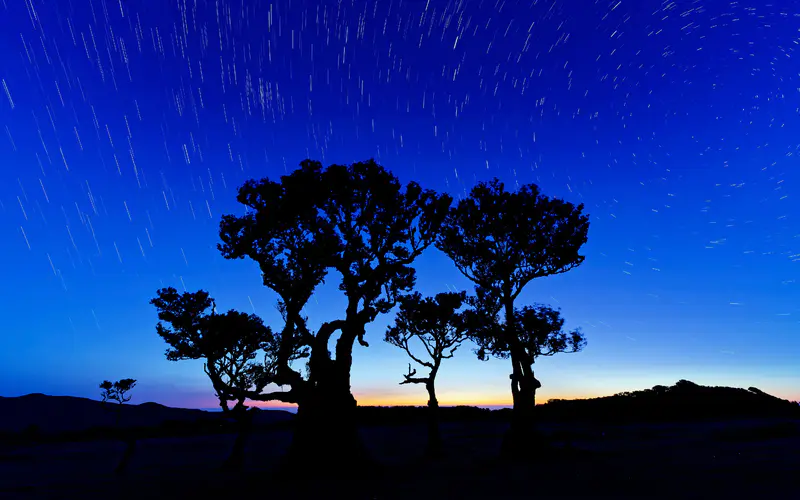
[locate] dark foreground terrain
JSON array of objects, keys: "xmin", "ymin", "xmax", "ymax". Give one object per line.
[
  {"xmin": 2, "ymin": 381, "xmax": 798, "ymax": 499},
  {"xmin": 1, "ymin": 417, "xmax": 799, "ymax": 499}
]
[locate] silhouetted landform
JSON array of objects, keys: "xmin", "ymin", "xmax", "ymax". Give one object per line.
[
  {"xmin": 539, "ymin": 379, "xmax": 800, "ymax": 423},
  {"xmin": 2, "ymin": 383, "xmax": 799, "ymax": 498},
  {"xmin": 3, "ymin": 381, "xmax": 797, "ymax": 447},
  {"xmin": 3, "ymin": 400, "xmax": 799, "ymax": 499},
  {"xmin": 356, "ymin": 380, "xmax": 799, "ymax": 425},
  {"xmin": 0, "ymin": 394, "xmax": 293, "ymax": 444}
]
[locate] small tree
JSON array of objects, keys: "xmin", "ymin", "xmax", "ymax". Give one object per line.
[
  {"xmin": 100, "ymin": 379, "xmax": 137, "ymax": 405},
  {"xmin": 99, "ymin": 378, "xmax": 138, "ymax": 474},
  {"xmin": 437, "ymin": 178, "xmax": 589, "ymax": 458},
  {"xmin": 473, "ymin": 303, "xmax": 585, "ymax": 409},
  {"xmin": 150, "ymin": 287, "xmax": 280, "ymax": 470},
  {"xmin": 100, "ymin": 380, "xmax": 114, "ymax": 403},
  {"xmin": 151, "ymin": 288, "xmax": 279, "ymax": 414},
  {"xmin": 385, "ymin": 291, "xmax": 469, "ymax": 456}
]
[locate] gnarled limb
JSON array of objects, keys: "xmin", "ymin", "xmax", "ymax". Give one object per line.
[{"xmin": 399, "ymin": 364, "xmax": 431, "ymax": 385}]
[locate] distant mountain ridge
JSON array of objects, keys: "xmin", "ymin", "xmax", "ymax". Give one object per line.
[
  {"xmin": 2, "ymin": 381, "xmax": 797, "ymax": 437},
  {"xmin": 538, "ymin": 380, "xmax": 800, "ymax": 422},
  {"xmin": 355, "ymin": 380, "xmax": 800, "ymax": 425},
  {"xmin": 0, "ymin": 393, "xmax": 294, "ymax": 434}
]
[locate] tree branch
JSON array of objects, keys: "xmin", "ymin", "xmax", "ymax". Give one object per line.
[
  {"xmin": 418, "ymin": 335, "xmax": 436, "ymax": 360},
  {"xmin": 399, "ymin": 364, "xmax": 430, "ymax": 385},
  {"xmin": 316, "ymin": 319, "xmax": 347, "ymax": 346},
  {"xmin": 442, "ymin": 344, "xmax": 460, "ymax": 359},
  {"xmin": 402, "ymin": 338, "xmax": 434, "ymax": 369},
  {"xmin": 400, "ymin": 376, "xmax": 430, "ymax": 385},
  {"xmin": 250, "ymin": 389, "xmax": 299, "ymax": 404}
]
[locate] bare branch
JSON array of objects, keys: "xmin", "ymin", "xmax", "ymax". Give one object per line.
[
  {"xmin": 401, "ymin": 336, "xmax": 434, "ymax": 368},
  {"xmin": 399, "ymin": 364, "xmax": 430, "ymax": 385},
  {"xmin": 250, "ymin": 389, "xmax": 299, "ymax": 404}
]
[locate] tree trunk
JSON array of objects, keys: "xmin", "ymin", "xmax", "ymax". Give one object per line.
[
  {"xmin": 281, "ymin": 361, "xmax": 371, "ymax": 478},
  {"xmin": 280, "ymin": 315, "xmax": 377, "ymax": 477},
  {"xmin": 499, "ymin": 293, "xmax": 544, "ymax": 460},
  {"xmin": 425, "ymin": 381, "xmax": 442, "ymax": 457},
  {"xmin": 501, "ymin": 353, "xmax": 541, "ymax": 460},
  {"xmin": 221, "ymin": 407, "xmax": 253, "ymax": 471}
]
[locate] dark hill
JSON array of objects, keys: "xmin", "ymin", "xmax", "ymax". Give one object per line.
[
  {"xmin": 0, "ymin": 394, "xmax": 294, "ymax": 435},
  {"xmin": 354, "ymin": 380, "xmax": 800, "ymax": 425},
  {"xmin": 3, "ymin": 381, "xmax": 796, "ymax": 437},
  {"xmin": 539, "ymin": 379, "xmax": 800, "ymax": 423}
]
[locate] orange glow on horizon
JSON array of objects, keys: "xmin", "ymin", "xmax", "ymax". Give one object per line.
[
  {"xmin": 179, "ymin": 388, "xmax": 800, "ymax": 411},
  {"xmin": 353, "ymin": 393, "xmax": 511, "ymax": 407},
  {"xmin": 184, "ymin": 391, "xmax": 607, "ymax": 410}
]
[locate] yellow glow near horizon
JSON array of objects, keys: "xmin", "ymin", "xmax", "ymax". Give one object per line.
[
  {"xmin": 189, "ymin": 391, "xmax": 610, "ymax": 410},
  {"xmin": 184, "ymin": 387, "xmax": 800, "ymax": 410}
]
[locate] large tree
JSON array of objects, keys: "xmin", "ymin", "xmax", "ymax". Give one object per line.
[
  {"xmin": 215, "ymin": 159, "xmax": 451, "ymax": 468},
  {"xmin": 437, "ymin": 178, "xmax": 589, "ymax": 458},
  {"xmin": 385, "ymin": 291, "xmax": 469, "ymax": 455},
  {"xmin": 150, "ymin": 287, "xmax": 279, "ymax": 469}
]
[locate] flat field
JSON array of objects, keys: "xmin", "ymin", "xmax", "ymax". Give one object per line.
[{"xmin": 1, "ymin": 418, "xmax": 798, "ymax": 499}]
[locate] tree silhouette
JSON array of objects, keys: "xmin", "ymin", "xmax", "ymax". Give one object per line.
[
  {"xmin": 150, "ymin": 287, "xmax": 278, "ymax": 470},
  {"xmin": 151, "ymin": 288, "xmax": 278, "ymax": 413},
  {"xmin": 205, "ymin": 159, "xmax": 448, "ymax": 470},
  {"xmin": 100, "ymin": 379, "xmax": 137, "ymax": 405},
  {"xmin": 99, "ymin": 378, "xmax": 138, "ymax": 474},
  {"xmin": 437, "ymin": 178, "xmax": 589, "ymax": 458},
  {"xmin": 472, "ymin": 303, "xmax": 585, "ymax": 429},
  {"xmin": 100, "ymin": 380, "xmax": 114, "ymax": 403},
  {"xmin": 385, "ymin": 291, "xmax": 469, "ymax": 456}
]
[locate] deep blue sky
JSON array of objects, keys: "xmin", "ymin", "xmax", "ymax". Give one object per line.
[{"xmin": 1, "ymin": 0, "xmax": 798, "ymax": 409}]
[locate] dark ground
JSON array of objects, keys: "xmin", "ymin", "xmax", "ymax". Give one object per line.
[{"xmin": 1, "ymin": 418, "xmax": 799, "ymax": 499}]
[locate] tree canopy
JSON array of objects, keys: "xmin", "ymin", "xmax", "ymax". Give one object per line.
[
  {"xmin": 385, "ymin": 291, "xmax": 469, "ymax": 392},
  {"xmin": 150, "ymin": 287, "xmax": 286, "ymax": 411},
  {"xmin": 473, "ymin": 303, "xmax": 586, "ymax": 364},
  {"xmin": 214, "ymin": 159, "xmax": 452, "ymax": 408},
  {"xmin": 437, "ymin": 178, "xmax": 589, "ymax": 300},
  {"xmin": 100, "ymin": 379, "xmax": 137, "ymax": 405},
  {"xmin": 146, "ymin": 160, "xmax": 590, "ymax": 465}
]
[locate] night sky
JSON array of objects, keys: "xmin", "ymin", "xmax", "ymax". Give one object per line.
[{"xmin": 1, "ymin": 0, "xmax": 798, "ymax": 410}]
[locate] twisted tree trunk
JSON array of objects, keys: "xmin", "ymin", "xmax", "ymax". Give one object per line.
[
  {"xmin": 502, "ymin": 355, "xmax": 542, "ymax": 460},
  {"xmin": 501, "ymin": 296, "xmax": 541, "ymax": 460},
  {"xmin": 284, "ymin": 368, "xmax": 365, "ymax": 476},
  {"xmin": 282, "ymin": 321, "xmax": 371, "ymax": 476}
]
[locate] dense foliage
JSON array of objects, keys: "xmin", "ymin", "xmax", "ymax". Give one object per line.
[{"xmin": 149, "ymin": 159, "xmax": 588, "ymax": 464}]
